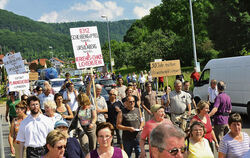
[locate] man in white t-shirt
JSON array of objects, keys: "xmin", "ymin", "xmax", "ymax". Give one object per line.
[
  {"xmin": 16, "ymin": 96, "xmax": 54, "ymax": 158},
  {"xmin": 63, "ymin": 82, "xmax": 78, "ymax": 112},
  {"xmin": 208, "ymin": 79, "xmax": 218, "ymax": 111}
]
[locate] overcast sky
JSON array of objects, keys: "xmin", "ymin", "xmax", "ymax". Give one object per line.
[{"xmin": 0, "ymin": 0, "xmax": 161, "ymax": 23}]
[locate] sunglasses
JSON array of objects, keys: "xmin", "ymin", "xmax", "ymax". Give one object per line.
[
  {"xmin": 166, "ymin": 147, "xmax": 187, "ymax": 156},
  {"xmin": 55, "ymin": 145, "xmax": 66, "ymax": 150}
]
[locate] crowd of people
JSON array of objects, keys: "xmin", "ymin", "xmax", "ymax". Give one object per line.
[{"xmin": 4, "ymin": 70, "xmax": 250, "ymax": 158}]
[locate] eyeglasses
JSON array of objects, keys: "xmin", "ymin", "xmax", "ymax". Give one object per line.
[
  {"xmin": 55, "ymin": 145, "xmax": 66, "ymax": 150},
  {"xmin": 98, "ymin": 135, "xmax": 112, "ymax": 140},
  {"xmin": 161, "ymin": 146, "xmax": 187, "ymax": 156}
]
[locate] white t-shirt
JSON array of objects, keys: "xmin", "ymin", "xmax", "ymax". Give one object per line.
[
  {"xmin": 47, "ymin": 113, "xmax": 63, "ymax": 125},
  {"xmin": 16, "ymin": 114, "xmax": 54, "ymax": 147},
  {"xmin": 169, "ymin": 90, "xmax": 192, "ymax": 114},
  {"xmin": 208, "ymin": 86, "xmax": 218, "ymax": 103},
  {"xmin": 63, "ymin": 90, "xmax": 78, "ymax": 111}
]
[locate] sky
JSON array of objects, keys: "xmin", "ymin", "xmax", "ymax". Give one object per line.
[{"xmin": 0, "ymin": 0, "xmax": 161, "ymax": 23}]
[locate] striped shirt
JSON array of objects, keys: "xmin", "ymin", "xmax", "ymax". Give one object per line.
[{"xmin": 219, "ymin": 132, "xmax": 250, "ymax": 158}]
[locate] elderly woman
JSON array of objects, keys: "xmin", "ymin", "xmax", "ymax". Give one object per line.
[
  {"xmin": 8, "ymin": 101, "xmax": 27, "ymax": 158},
  {"xmin": 44, "ymin": 100, "xmax": 63, "ymax": 125},
  {"xmin": 139, "ymin": 104, "xmax": 172, "ymax": 158},
  {"xmin": 186, "ymin": 121, "xmax": 214, "ymax": 158},
  {"xmin": 69, "ymin": 93, "xmax": 97, "ymax": 152},
  {"xmin": 86, "ymin": 122, "xmax": 128, "ymax": 158},
  {"xmin": 42, "ymin": 130, "xmax": 68, "ymax": 158},
  {"xmin": 218, "ymin": 113, "xmax": 250, "ymax": 158},
  {"xmin": 190, "ymin": 100, "xmax": 219, "ymax": 151},
  {"xmin": 54, "ymin": 120, "xmax": 85, "ymax": 158},
  {"xmin": 54, "ymin": 93, "xmax": 73, "ymax": 124}
]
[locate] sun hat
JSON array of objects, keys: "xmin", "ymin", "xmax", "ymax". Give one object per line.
[
  {"xmin": 54, "ymin": 120, "xmax": 69, "ymax": 129},
  {"xmin": 150, "ymin": 104, "xmax": 165, "ymax": 113}
]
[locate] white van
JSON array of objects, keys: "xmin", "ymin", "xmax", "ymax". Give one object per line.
[{"xmin": 193, "ymin": 55, "xmax": 250, "ymax": 116}]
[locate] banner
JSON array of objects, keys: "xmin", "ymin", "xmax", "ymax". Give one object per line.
[
  {"xmin": 29, "ymin": 72, "xmax": 39, "ymax": 81},
  {"xmin": 150, "ymin": 60, "xmax": 181, "ymax": 77},
  {"xmin": 9, "ymin": 73, "xmax": 29, "ymax": 91},
  {"xmin": 3, "ymin": 52, "xmax": 26, "ymax": 75},
  {"xmin": 70, "ymin": 26, "xmax": 104, "ymax": 69}
]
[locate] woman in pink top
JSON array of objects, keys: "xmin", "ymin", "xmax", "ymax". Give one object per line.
[
  {"xmin": 190, "ymin": 100, "xmax": 219, "ymax": 151},
  {"xmin": 139, "ymin": 104, "xmax": 172, "ymax": 158}
]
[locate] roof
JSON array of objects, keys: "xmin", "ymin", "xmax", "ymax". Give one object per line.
[
  {"xmin": 52, "ymin": 57, "xmax": 64, "ymax": 63},
  {"xmin": 31, "ymin": 58, "xmax": 48, "ymax": 66},
  {"xmin": 0, "ymin": 54, "xmax": 4, "ymax": 60}
]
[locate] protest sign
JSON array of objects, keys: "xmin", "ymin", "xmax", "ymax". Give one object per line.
[
  {"xmin": 9, "ymin": 73, "xmax": 29, "ymax": 91},
  {"xmin": 3, "ymin": 52, "xmax": 26, "ymax": 75},
  {"xmin": 70, "ymin": 26, "xmax": 104, "ymax": 69},
  {"xmin": 150, "ymin": 60, "xmax": 181, "ymax": 77},
  {"xmin": 29, "ymin": 72, "xmax": 39, "ymax": 81}
]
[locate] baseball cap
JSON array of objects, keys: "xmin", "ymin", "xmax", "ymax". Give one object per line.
[
  {"xmin": 54, "ymin": 120, "xmax": 69, "ymax": 129},
  {"xmin": 150, "ymin": 104, "xmax": 165, "ymax": 113}
]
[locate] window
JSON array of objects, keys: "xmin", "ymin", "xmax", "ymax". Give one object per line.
[{"xmin": 199, "ymin": 69, "xmax": 210, "ymax": 85}]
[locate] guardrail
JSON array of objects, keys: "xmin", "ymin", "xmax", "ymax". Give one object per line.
[{"xmin": 0, "ymin": 114, "xmax": 5, "ymax": 158}]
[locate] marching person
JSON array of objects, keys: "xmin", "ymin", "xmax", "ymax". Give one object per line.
[{"xmin": 16, "ymin": 96, "xmax": 54, "ymax": 158}]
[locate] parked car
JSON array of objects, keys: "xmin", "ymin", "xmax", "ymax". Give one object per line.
[
  {"xmin": 79, "ymin": 85, "xmax": 109, "ymax": 101},
  {"xmin": 49, "ymin": 78, "xmax": 65, "ymax": 94},
  {"xmin": 71, "ymin": 78, "xmax": 84, "ymax": 85},
  {"xmin": 98, "ymin": 79, "xmax": 116, "ymax": 93}
]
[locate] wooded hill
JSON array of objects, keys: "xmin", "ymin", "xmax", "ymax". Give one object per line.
[{"xmin": 0, "ymin": 9, "xmax": 135, "ymax": 61}]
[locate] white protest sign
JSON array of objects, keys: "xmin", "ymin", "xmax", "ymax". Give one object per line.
[
  {"xmin": 70, "ymin": 26, "xmax": 104, "ymax": 69},
  {"xmin": 9, "ymin": 73, "xmax": 29, "ymax": 91},
  {"xmin": 3, "ymin": 52, "xmax": 26, "ymax": 75}
]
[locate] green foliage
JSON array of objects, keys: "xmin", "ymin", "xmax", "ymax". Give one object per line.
[{"xmin": 0, "ymin": 9, "xmax": 135, "ymax": 61}]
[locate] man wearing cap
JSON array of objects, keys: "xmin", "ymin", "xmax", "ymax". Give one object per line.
[
  {"xmin": 16, "ymin": 96, "xmax": 54, "ymax": 158},
  {"xmin": 54, "ymin": 120, "xmax": 85, "ymax": 158},
  {"xmin": 140, "ymin": 104, "xmax": 172, "ymax": 158}
]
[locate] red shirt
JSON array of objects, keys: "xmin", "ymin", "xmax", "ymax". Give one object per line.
[
  {"xmin": 192, "ymin": 114, "xmax": 213, "ymax": 142},
  {"xmin": 190, "ymin": 72, "xmax": 200, "ymax": 82},
  {"xmin": 159, "ymin": 76, "xmax": 164, "ymax": 82}
]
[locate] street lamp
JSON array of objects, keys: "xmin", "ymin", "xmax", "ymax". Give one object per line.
[
  {"xmin": 189, "ymin": 0, "xmax": 198, "ymax": 68},
  {"xmin": 101, "ymin": 15, "xmax": 113, "ymax": 73},
  {"xmin": 49, "ymin": 46, "xmax": 53, "ymax": 59}
]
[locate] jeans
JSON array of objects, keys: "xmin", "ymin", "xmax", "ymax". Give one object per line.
[{"xmin": 123, "ymin": 138, "xmax": 141, "ymax": 158}]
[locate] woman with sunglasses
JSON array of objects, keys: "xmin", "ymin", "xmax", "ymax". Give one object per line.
[
  {"xmin": 8, "ymin": 101, "xmax": 27, "ymax": 158},
  {"xmin": 42, "ymin": 130, "xmax": 68, "ymax": 158},
  {"xmin": 86, "ymin": 122, "xmax": 128, "ymax": 158},
  {"xmin": 186, "ymin": 121, "xmax": 214, "ymax": 158}
]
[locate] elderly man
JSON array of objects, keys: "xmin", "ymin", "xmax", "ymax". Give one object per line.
[
  {"xmin": 209, "ymin": 81, "xmax": 232, "ymax": 143},
  {"xmin": 95, "ymin": 84, "xmax": 108, "ymax": 124},
  {"xmin": 16, "ymin": 96, "xmax": 54, "ymax": 158},
  {"xmin": 167, "ymin": 80, "xmax": 191, "ymax": 131},
  {"xmin": 39, "ymin": 85, "xmax": 54, "ymax": 113},
  {"xmin": 141, "ymin": 82, "xmax": 158, "ymax": 122},
  {"xmin": 117, "ymin": 96, "xmax": 144, "ymax": 158},
  {"xmin": 150, "ymin": 124, "xmax": 186, "ymax": 158}
]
